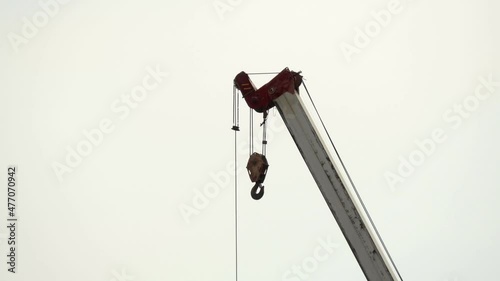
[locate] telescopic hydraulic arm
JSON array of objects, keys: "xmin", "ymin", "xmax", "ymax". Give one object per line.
[{"xmin": 233, "ymin": 68, "xmax": 401, "ymax": 281}]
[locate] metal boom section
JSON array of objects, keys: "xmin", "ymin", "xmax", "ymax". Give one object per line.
[
  {"xmin": 274, "ymin": 91, "xmax": 397, "ymax": 281},
  {"xmin": 233, "ymin": 68, "xmax": 401, "ymax": 281}
]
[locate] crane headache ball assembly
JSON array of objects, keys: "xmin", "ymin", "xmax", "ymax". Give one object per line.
[
  {"xmin": 232, "ymin": 69, "xmax": 303, "ymax": 200},
  {"xmin": 231, "ymin": 68, "xmax": 403, "ymax": 281}
]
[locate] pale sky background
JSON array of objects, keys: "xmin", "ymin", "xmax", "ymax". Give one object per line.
[{"xmin": 0, "ymin": 0, "xmax": 499, "ymax": 280}]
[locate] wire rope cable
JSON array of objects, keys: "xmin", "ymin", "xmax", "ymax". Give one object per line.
[
  {"xmin": 249, "ymin": 108, "xmax": 254, "ymax": 155},
  {"xmin": 247, "ymin": 71, "xmax": 280, "ymax": 75},
  {"xmin": 231, "ymin": 85, "xmax": 240, "ymax": 281},
  {"xmin": 234, "ymin": 128, "xmax": 239, "ymax": 281}
]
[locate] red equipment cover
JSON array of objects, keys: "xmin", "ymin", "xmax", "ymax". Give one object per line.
[{"xmin": 233, "ymin": 67, "xmax": 302, "ymax": 112}]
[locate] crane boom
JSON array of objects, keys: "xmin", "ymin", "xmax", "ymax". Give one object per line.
[
  {"xmin": 274, "ymin": 90, "xmax": 397, "ymax": 281},
  {"xmin": 233, "ymin": 68, "xmax": 401, "ymax": 281}
]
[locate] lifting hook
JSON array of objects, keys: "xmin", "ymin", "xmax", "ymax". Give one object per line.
[
  {"xmin": 246, "ymin": 152, "xmax": 269, "ymax": 200},
  {"xmin": 251, "ymin": 181, "xmax": 264, "ymax": 200}
]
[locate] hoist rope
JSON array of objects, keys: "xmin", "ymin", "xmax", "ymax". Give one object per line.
[
  {"xmin": 234, "ymin": 128, "xmax": 239, "ymax": 281},
  {"xmin": 301, "ymin": 81, "xmax": 403, "ymax": 281},
  {"xmin": 232, "ymin": 85, "xmax": 239, "ymax": 281},
  {"xmin": 232, "ymin": 86, "xmax": 236, "ymax": 126},
  {"xmin": 246, "ymin": 71, "xmax": 280, "ymax": 75},
  {"xmin": 249, "ymin": 109, "xmax": 253, "ymax": 156},
  {"xmin": 262, "ymin": 113, "xmax": 267, "ymax": 156}
]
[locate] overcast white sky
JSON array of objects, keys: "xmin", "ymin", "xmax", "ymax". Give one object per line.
[{"xmin": 1, "ymin": 0, "xmax": 499, "ymax": 280}]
